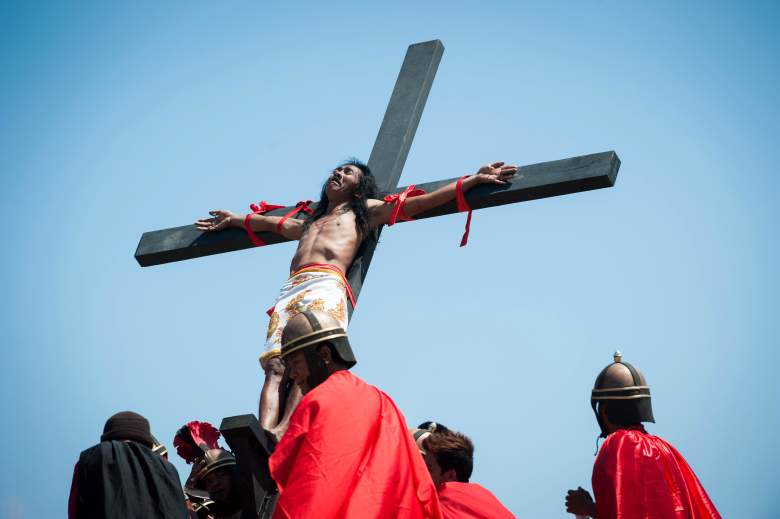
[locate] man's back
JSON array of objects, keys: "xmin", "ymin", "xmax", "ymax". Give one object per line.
[
  {"xmin": 270, "ymin": 370, "xmax": 441, "ymax": 519},
  {"xmin": 438, "ymin": 482, "xmax": 515, "ymax": 519},
  {"xmin": 593, "ymin": 427, "xmax": 721, "ymax": 519},
  {"xmin": 70, "ymin": 440, "xmax": 189, "ymax": 519}
]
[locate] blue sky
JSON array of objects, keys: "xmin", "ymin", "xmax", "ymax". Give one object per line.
[{"xmin": 1, "ymin": 1, "xmax": 778, "ymax": 517}]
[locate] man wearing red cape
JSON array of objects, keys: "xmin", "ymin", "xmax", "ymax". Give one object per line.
[
  {"xmin": 413, "ymin": 424, "xmax": 515, "ymax": 519},
  {"xmin": 565, "ymin": 352, "xmax": 721, "ymax": 519},
  {"xmin": 268, "ymin": 309, "xmax": 442, "ymax": 519}
]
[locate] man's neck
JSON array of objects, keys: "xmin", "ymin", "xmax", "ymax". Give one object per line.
[{"xmin": 326, "ymin": 198, "xmax": 351, "ymax": 214}]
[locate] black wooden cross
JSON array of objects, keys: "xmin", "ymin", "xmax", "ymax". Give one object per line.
[
  {"xmin": 134, "ymin": 39, "xmax": 621, "ymax": 312},
  {"xmin": 139, "ymin": 40, "xmax": 620, "ymax": 518}
]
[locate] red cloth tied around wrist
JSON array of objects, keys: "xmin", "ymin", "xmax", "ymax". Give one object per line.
[
  {"xmin": 456, "ymin": 175, "xmax": 472, "ymax": 247},
  {"xmin": 383, "ymin": 185, "xmax": 427, "ymax": 226},
  {"xmin": 244, "ymin": 201, "xmax": 285, "ymax": 247}
]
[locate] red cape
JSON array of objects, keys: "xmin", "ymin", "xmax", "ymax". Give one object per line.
[
  {"xmin": 438, "ymin": 482, "xmax": 515, "ymax": 519},
  {"xmin": 593, "ymin": 427, "xmax": 721, "ymax": 519},
  {"xmin": 269, "ymin": 370, "xmax": 442, "ymax": 519}
]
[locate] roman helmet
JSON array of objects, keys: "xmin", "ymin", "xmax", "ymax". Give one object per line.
[
  {"xmin": 280, "ymin": 310, "xmax": 356, "ymax": 388},
  {"xmin": 591, "ymin": 351, "xmax": 655, "ymax": 438},
  {"xmin": 412, "ymin": 429, "xmax": 433, "ymax": 454},
  {"xmin": 191, "ymin": 448, "xmax": 237, "ymax": 485},
  {"xmin": 150, "ymin": 435, "xmax": 168, "ymax": 459}
]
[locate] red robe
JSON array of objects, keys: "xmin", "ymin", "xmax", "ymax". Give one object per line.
[
  {"xmin": 593, "ymin": 427, "xmax": 721, "ymax": 519},
  {"xmin": 269, "ymin": 370, "xmax": 442, "ymax": 519},
  {"xmin": 438, "ymin": 482, "xmax": 515, "ymax": 519}
]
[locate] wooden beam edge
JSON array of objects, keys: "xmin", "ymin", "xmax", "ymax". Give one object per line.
[{"xmin": 135, "ymin": 151, "xmax": 620, "ymax": 267}]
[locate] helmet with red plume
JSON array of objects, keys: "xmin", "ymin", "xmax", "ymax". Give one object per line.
[{"xmin": 173, "ymin": 421, "xmax": 221, "ymax": 464}]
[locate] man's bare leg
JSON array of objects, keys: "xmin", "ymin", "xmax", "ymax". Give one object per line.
[
  {"xmin": 259, "ymin": 357, "xmax": 285, "ymax": 431},
  {"xmin": 267, "ymin": 372, "xmax": 303, "ymax": 442}
]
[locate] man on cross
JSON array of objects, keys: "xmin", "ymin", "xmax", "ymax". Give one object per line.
[{"xmin": 195, "ymin": 159, "xmax": 517, "ymax": 438}]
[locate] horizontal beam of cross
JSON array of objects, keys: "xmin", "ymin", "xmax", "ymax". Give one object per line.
[{"xmin": 134, "ymin": 151, "xmax": 620, "ymax": 267}]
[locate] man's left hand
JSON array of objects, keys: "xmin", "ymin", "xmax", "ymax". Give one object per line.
[
  {"xmin": 565, "ymin": 487, "xmax": 597, "ymax": 517},
  {"xmin": 474, "ymin": 161, "xmax": 518, "ymax": 185}
]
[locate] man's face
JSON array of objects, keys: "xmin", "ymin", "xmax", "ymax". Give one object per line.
[
  {"xmin": 285, "ymin": 350, "xmax": 312, "ymax": 394},
  {"xmin": 203, "ymin": 468, "xmax": 232, "ymax": 502},
  {"xmin": 423, "ymin": 453, "xmax": 445, "ymax": 487},
  {"xmin": 326, "ymin": 164, "xmax": 362, "ymax": 199}
]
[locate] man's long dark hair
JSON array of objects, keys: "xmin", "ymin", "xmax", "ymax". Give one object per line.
[{"xmin": 304, "ymin": 159, "xmax": 379, "ymax": 240}]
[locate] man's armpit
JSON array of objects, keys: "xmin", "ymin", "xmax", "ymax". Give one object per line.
[{"xmin": 366, "ymin": 199, "xmax": 394, "ymax": 226}]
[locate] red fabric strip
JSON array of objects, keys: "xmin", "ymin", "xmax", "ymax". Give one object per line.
[
  {"xmin": 383, "ymin": 185, "xmax": 427, "ymax": 226},
  {"xmin": 244, "ymin": 200, "xmax": 285, "ymax": 247},
  {"xmin": 456, "ymin": 175, "xmax": 472, "ymax": 247},
  {"xmin": 277, "ymin": 200, "xmax": 314, "ymax": 233}
]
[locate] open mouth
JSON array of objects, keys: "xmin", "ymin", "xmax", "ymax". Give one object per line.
[{"xmin": 330, "ymin": 176, "xmax": 342, "ymax": 187}]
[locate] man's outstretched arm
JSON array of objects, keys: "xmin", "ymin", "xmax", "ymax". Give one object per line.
[
  {"xmin": 195, "ymin": 210, "xmax": 304, "ymax": 240},
  {"xmin": 368, "ymin": 161, "xmax": 517, "ymax": 226}
]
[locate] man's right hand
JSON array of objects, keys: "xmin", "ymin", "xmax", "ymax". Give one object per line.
[
  {"xmin": 195, "ymin": 210, "xmax": 239, "ymax": 232},
  {"xmin": 565, "ymin": 487, "xmax": 597, "ymax": 517}
]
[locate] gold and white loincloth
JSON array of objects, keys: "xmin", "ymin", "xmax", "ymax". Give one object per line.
[{"xmin": 260, "ymin": 263, "xmax": 354, "ymax": 368}]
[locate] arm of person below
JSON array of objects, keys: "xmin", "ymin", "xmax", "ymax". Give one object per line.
[
  {"xmin": 368, "ymin": 161, "xmax": 518, "ymax": 226},
  {"xmin": 565, "ymin": 487, "xmax": 599, "ymax": 518},
  {"xmin": 195, "ymin": 210, "xmax": 304, "ymax": 240}
]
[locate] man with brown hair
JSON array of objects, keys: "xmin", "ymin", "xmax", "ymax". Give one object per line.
[{"xmin": 418, "ymin": 425, "xmax": 514, "ymax": 519}]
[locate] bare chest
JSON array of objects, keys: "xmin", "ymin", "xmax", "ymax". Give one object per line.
[{"xmin": 299, "ymin": 212, "xmax": 359, "ymax": 249}]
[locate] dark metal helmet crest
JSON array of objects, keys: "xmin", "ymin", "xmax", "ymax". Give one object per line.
[
  {"xmin": 591, "ymin": 351, "xmax": 655, "ymax": 437},
  {"xmin": 280, "ymin": 310, "xmax": 356, "ymax": 368}
]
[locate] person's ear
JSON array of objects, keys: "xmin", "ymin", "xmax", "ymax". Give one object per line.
[
  {"xmin": 317, "ymin": 344, "xmax": 333, "ymax": 365},
  {"xmin": 442, "ymin": 468, "xmax": 458, "ymax": 484}
]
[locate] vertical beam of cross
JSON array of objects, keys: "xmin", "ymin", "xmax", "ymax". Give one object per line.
[
  {"xmin": 220, "ymin": 414, "xmax": 278, "ymax": 519},
  {"xmin": 133, "ymin": 40, "xmax": 444, "ymax": 318},
  {"xmin": 215, "ymin": 42, "xmax": 445, "ymax": 519},
  {"xmin": 345, "ymin": 39, "xmax": 444, "ymax": 311}
]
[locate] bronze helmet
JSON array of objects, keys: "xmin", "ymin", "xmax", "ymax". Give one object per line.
[
  {"xmin": 411, "ymin": 429, "xmax": 433, "ymax": 454},
  {"xmin": 191, "ymin": 448, "xmax": 237, "ymax": 487},
  {"xmin": 281, "ymin": 310, "xmax": 356, "ymax": 368},
  {"xmin": 591, "ymin": 351, "xmax": 655, "ymax": 437},
  {"xmin": 150, "ymin": 435, "xmax": 168, "ymax": 459}
]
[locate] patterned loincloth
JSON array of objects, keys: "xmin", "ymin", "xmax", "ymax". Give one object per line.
[{"xmin": 259, "ymin": 263, "xmax": 355, "ymax": 369}]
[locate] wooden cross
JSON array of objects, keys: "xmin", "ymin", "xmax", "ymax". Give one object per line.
[
  {"xmin": 134, "ymin": 39, "xmax": 620, "ymax": 312},
  {"xmin": 138, "ymin": 40, "xmax": 621, "ymax": 518}
]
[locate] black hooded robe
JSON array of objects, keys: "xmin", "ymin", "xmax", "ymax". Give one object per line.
[{"xmin": 68, "ymin": 440, "xmax": 189, "ymax": 519}]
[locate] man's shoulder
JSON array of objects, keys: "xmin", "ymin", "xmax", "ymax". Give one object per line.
[
  {"xmin": 440, "ymin": 482, "xmax": 514, "ymax": 518},
  {"xmin": 307, "ymin": 371, "xmax": 384, "ymax": 410},
  {"xmin": 323, "ymin": 370, "xmax": 372, "ymax": 393}
]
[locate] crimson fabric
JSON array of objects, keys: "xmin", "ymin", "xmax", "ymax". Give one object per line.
[
  {"xmin": 438, "ymin": 482, "xmax": 515, "ymax": 519},
  {"xmin": 592, "ymin": 427, "xmax": 721, "ymax": 519},
  {"xmin": 384, "ymin": 185, "xmax": 427, "ymax": 225},
  {"xmin": 244, "ymin": 201, "xmax": 285, "ymax": 247},
  {"xmin": 277, "ymin": 200, "xmax": 314, "ymax": 232},
  {"xmin": 242, "ymin": 199, "xmax": 314, "ymax": 247},
  {"xmin": 173, "ymin": 421, "xmax": 221, "ymax": 464},
  {"xmin": 269, "ymin": 370, "xmax": 442, "ymax": 519},
  {"xmin": 454, "ymin": 176, "xmax": 472, "ymax": 247}
]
